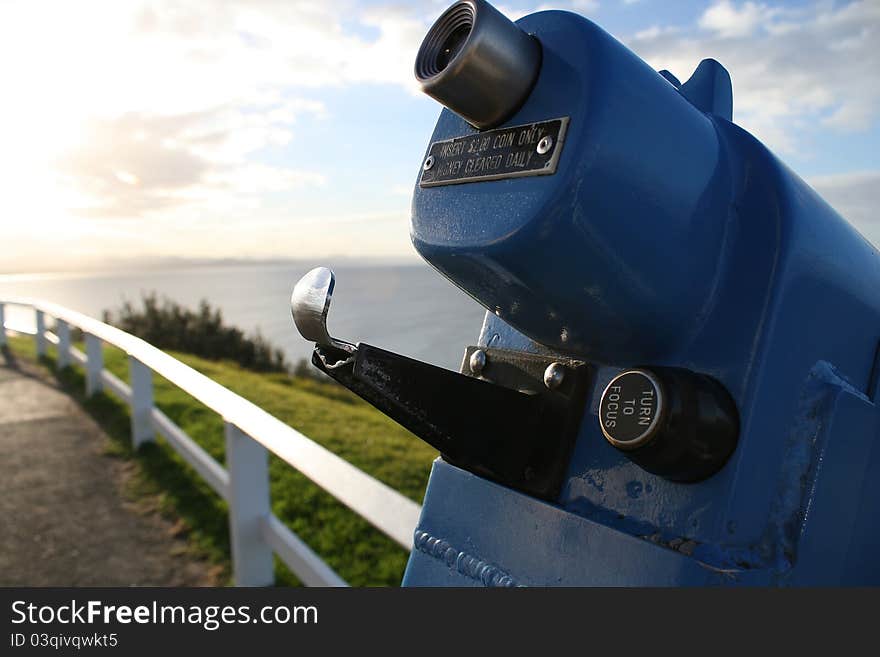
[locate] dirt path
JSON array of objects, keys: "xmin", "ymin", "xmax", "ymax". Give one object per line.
[{"xmin": 0, "ymin": 349, "xmax": 216, "ymax": 586}]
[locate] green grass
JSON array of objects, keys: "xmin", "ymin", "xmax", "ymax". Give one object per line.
[{"xmin": 5, "ymin": 334, "xmax": 437, "ymax": 586}]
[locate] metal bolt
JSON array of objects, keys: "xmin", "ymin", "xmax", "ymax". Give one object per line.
[
  {"xmin": 543, "ymin": 362, "xmax": 565, "ymax": 390},
  {"xmin": 469, "ymin": 349, "xmax": 487, "ymax": 376},
  {"xmin": 536, "ymin": 135, "xmax": 553, "ymax": 155},
  {"xmin": 423, "ymin": 155, "xmax": 435, "ymax": 171}
]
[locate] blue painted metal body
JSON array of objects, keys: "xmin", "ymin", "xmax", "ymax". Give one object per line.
[{"xmin": 404, "ymin": 10, "xmax": 880, "ymax": 585}]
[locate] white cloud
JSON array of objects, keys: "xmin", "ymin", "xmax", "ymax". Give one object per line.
[
  {"xmin": 55, "ymin": 103, "xmax": 326, "ymax": 219},
  {"xmin": 633, "ymin": 25, "xmax": 679, "ymax": 41},
  {"xmin": 500, "ymin": 1, "xmax": 599, "ymax": 21},
  {"xmin": 698, "ymin": 0, "xmax": 777, "ymax": 38},
  {"xmin": 823, "ymin": 101, "xmax": 875, "ymax": 133},
  {"xmin": 809, "ymin": 170, "xmax": 880, "ymax": 230},
  {"xmin": 626, "ymin": 1, "xmax": 880, "ymax": 154},
  {"xmin": 0, "ymin": 0, "xmax": 432, "ymax": 229},
  {"xmin": 571, "ymin": 0, "xmax": 601, "ymax": 11}
]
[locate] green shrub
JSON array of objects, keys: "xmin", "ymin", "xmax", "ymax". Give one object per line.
[{"xmin": 103, "ymin": 293, "xmax": 289, "ymax": 374}]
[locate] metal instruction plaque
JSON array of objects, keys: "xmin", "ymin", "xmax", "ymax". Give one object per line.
[{"xmin": 419, "ymin": 117, "xmax": 569, "ymax": 187}]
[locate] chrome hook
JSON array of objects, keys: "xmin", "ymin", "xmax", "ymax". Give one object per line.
[{"xmin": 290, "ymin": 267, "xmax": 355, "ymax": 354}]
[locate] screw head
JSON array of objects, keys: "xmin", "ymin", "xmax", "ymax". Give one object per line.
[
  {"xmin": 536, "ymin": 135, "xmax": 554, "ymax": 155},
  {"xmin": 469, "ymin": 349, "xmax": 487, "ymax": 376},
  {"xmin": 543, "ymin": 362, "xmax": 565, "ymax": 390},
  {"xmin": 423, "ymin": 155, "xmax": 435, "ymax": 171}
]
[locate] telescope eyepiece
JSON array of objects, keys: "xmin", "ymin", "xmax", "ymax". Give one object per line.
[
  {"xmin": 416, "ymin": 3, "xmax": 474, "ymax": 78},
  {"xmin": 415, "ymin": 0, "xmax": 541, "ymax": 129}
]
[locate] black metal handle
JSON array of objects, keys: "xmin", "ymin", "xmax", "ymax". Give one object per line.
[{"xmin": 313, "ymin": 343, "xmax": 590, "ymax": 501}]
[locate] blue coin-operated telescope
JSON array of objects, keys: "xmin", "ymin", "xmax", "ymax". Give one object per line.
[{"xmin": 292, "ymin": 0, "xmax": 880, "ymax": 585}]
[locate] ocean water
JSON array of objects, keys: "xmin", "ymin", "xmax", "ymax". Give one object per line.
[{"xmin": 0, "ymin": 263, "xmax": 487, "ymax": 372}]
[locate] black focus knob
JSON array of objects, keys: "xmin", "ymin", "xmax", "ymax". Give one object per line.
[{"xmin": 598, "ymin": 367, "xmax": 738, "ymax": 482}]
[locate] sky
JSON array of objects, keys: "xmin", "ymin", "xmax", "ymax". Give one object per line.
[{"xmin": 0, "ymin": 0, "xmax": 877, "ymax": 273}]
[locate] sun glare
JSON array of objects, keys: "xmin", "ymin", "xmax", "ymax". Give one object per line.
[{"xmin": 0, "ymin": 4, "xmax": 119, "ymax": 233}]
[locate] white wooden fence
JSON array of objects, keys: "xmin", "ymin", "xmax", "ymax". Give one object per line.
[{"xmin": 0, "ymin": 298, "xmax": 422, "ymax": 587}]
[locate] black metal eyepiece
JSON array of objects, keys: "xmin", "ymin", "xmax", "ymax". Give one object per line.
[
  {"xmin": 416, "ymin": 3, "xmax": 475, "ymax": 77},
  {"xmin": 415, "ymin": 0, "xmax": 541, "ymax": 129}
]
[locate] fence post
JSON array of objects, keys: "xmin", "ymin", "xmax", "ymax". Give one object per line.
[
  {"xmin": 85, "ymin": 334, "xmax": 104, "ymax": 397},
  {"xmin": 129, "ymin": 356, "xmax": 154, "ymax": 448},
  {"xmin": 56, "ymin": 319, "xmax": 71, "ymax": 368},
  {"xmin": 0, "ymin": 302, "xmax": 6, "ymax": 347},
  {"xmin": 35, "ymin": 309, "xmax": 46, "ymax": 357},
  {"xmin": 225, "ymin": 421, "xmax": 274, "ymax": 586}
]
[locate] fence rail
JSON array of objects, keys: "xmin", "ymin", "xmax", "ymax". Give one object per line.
[{"xmin": 0, "ymin": 298, "xmax": 422, "ymax": 586}]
